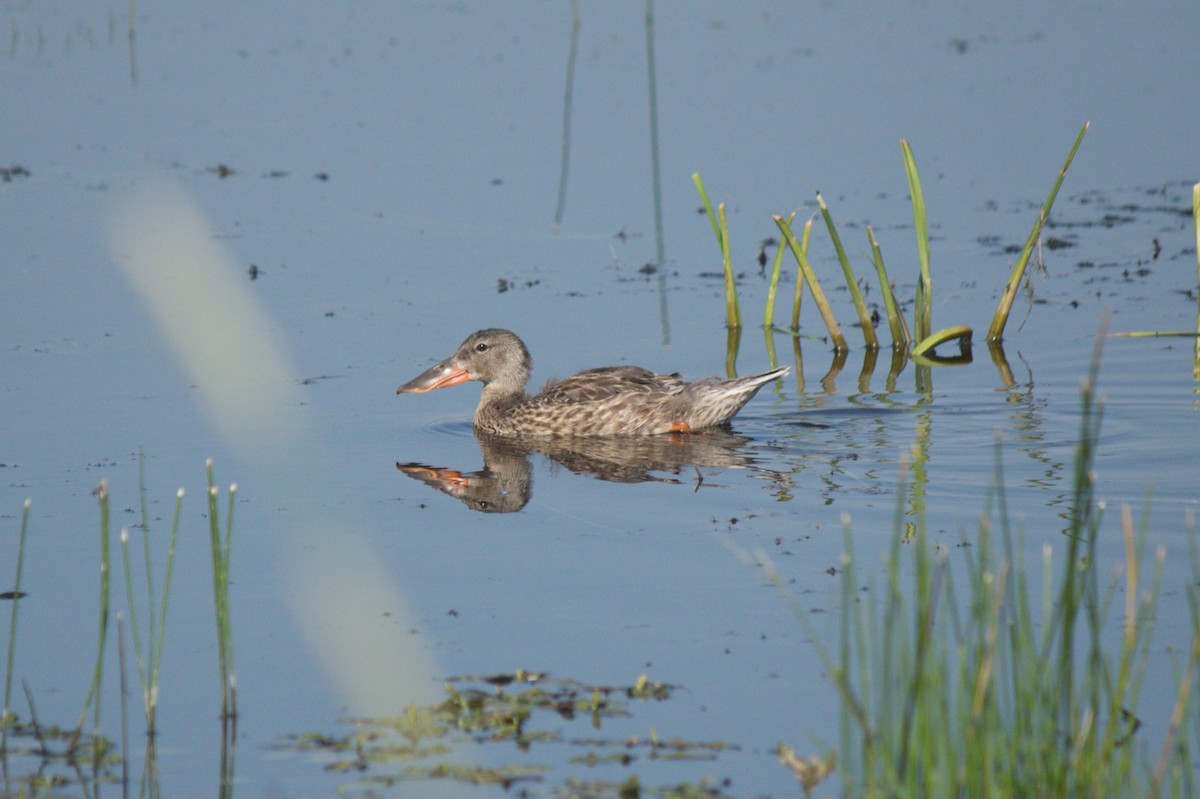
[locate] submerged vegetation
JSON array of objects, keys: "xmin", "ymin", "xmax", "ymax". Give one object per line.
[{"xmin": 277, "ymin": 671, "xmax": 735, "ymax": 798}]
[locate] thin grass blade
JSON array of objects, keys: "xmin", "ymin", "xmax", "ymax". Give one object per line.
[{"xmin": 987, "ymin": 122, "xmax": 1089, "ymax": 342}]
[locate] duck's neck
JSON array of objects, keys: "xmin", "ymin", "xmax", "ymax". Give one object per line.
[{"xmin": 474, "ymin": 383, "xmax": 527, "ymax": 432}]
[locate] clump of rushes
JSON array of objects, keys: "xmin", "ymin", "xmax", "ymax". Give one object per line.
[
  {"xmin": 695, "ymin": 125, "xmax": 1087, "ymax": 360},
  {"xmin": 987, "ymin": 121, "xmax": 1089, "ymax": 343},
  {"xmin": 2, "ymin": 498, "xmax": 32, "ymax": 754},
  {"xmin": 119, "ymin": 449, "xmax": 184, "ymax": 738},
  {"xmin": 693, "ymin": 172, "xmax": 741, "ymax": 328},
  {"xmin": 766, "ymin": 328, "xmax": 1200, "ymax": 796},
  {"xmin": 205, "ymin": 459, "xmax": 237, "ymax": 719}
]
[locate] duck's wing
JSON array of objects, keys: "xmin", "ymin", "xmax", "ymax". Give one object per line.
[{"xmin": 538, "ymin": 366, "xmax": 686, "ymax": 403}]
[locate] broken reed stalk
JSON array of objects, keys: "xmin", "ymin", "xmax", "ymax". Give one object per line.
[
  {"xmin": 764, "ymin": 215, "xmax": 792, "ymax": 330},
  {"xmin": 692, "ymin": 172, "xmax": 741, "ymax": 328},
  {"xmin": 775, "ymin": 214, "xmax": 847, "ymax": 352},
  {"xmin": 790, "ymin": 216, "xmax": 812, "ymax": 331},
  {"xmin": 987, "ymin": 121, "xmax": 1089, "ymax": 343},
  {"xmin": 206, "ymin": 460, "xmax": 238, "ymax": 719},
  {"xmin": 817, "ymin": 193, "xmax": 878, "ymax": 349},
  {"xmin": 867, "ymin": 225, "xmax": 910, "ymax": 349},
  {"xmin": 911, "ymin": 325, "xmax": 974, "ymax": 358},
  {"xmin": 2, "ymin": 498, "xmax": 32, "ymax": 752},
  {"xmin": 901, "ymin": 140, "xmax": 932, "ymax": 343}
]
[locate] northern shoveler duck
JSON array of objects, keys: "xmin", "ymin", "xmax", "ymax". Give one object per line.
[{"xmin": 396, "ymin": 328, "xmax": 789, "ymax": 437}]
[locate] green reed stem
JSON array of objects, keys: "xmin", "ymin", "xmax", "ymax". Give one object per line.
[
  {"xmin": 551, "ymin": 0, "xmax": 580, "ymax": 232},
  {"xmin": 719, "ymin": 203, "xmax": 740, "ymax": 328},
  {"xmin": 119, "ymin": 528, "xmax": 147, "ymax": 716},
  {"xmin": 987, "ymin": 122, "xmax": 1089, "ymax": 343},
  {"xmin": 151, "ymin": 488, "xmax": 184, "ymax": 722},
  {"xmin": 692, "ymin": 173, "xmax": 740, "ymax": 328},
  {"xmin": 223, "ymin": 483, "xmax": 238, "ymax": 717},
  {"xmin": 790, "ymin": 216, "xmax": 812, "ymax": 331},
  {"xmin": 867, "ymin": 225, "xmax": 910, "ymax": 349},
  {"xmin": 70, "ymin": 480, "xmax": 113, "ymax": 756},
  {"xmin": 1193, "ymin": 183, "xmax": 1199, "ymax": 380},
  {"xmin": 764, "ymin": 215, "xmax": 792, "ymax": 330},
  {"xmin": 138, "ymin": 450, "xmax": 155, "ymax": 653},
  {"xmin": 817, "ymin": 193, "xmax": 878, "ymax": 349},
  {"xmin": 3, "ymin": 498, "xmax": 31, "ymax": 743},
  {"xmin": 901, "ymin": 140, "xmax": 931, "ymax": 343},
  {"xmin": 775, "ymin": 214, "xmax": 847, "ymax": 352},
  {"xmin": 206, "ymin": 460, "xmax": 237, "ymax": 718},
  {"xmin": 644, "ymin": 0, "xmax": 664, "ymax": 267},
  {"xmin": 121, "ymin": 471, "xmax": 184, "ymax": 737}
]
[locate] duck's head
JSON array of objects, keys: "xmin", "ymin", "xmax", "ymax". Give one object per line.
[{"xmin": 396, "ymin": 328, "xmax": 532, "ymax": 395}]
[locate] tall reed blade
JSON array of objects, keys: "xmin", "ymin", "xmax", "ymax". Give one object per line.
[
  {"xmin": 775, "ymin": 214, "xmax": 847, "ymax": 352},
  {"xmin": 763, "ymin": 217, "xmax": 792, "ymax": 331},
  {"xmin": 718, "ymin": 203, "xmax": 741, "ymax": 328},
  {"xmin": 901, "ymin": 140, "xmax": 931, "ymax": 342},
  {"xmin": 644, "ymin": 0, "xmax": 665, "ymax": 267},
  {"xmin": 867, "ymin": 225, "xmax": 909, "ymax": 349},
  {"xmin": 790, "ymin": 216, "xmax": 812, "ymax": 331},
  {"xmin": 987, "ymin": 122, "xmax": 1089, "ymax": 343},
  {"xmin": 817, "ymin": 193, "xmax": 878, "ymax": 349},
  {"xmin": 1193, "ymin": 182, "xmax": 1199, "ymax": 379},
  {"xmin": 206, "ymin": 460, "xmax": 238, "ymax": 719},
  {"xmin": 692, "ymin": 173, "xmax": 740, "ymax": 328},
  {"xmin": 70, "ymin": 480, "xmax": 113, "ymax": 758}
]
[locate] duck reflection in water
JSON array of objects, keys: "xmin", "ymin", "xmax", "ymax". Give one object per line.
[
  {"xmin": 395, "ymin": 329, "xmax": 791, "ymax": 512},
  {"xmin": 396, "ymin": 428, "xmax": 780, "ymax": 513}
]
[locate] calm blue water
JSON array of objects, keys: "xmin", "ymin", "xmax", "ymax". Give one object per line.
[{"xmin": 2, "ymin": 2, "xmax": 1199, "ymax": 796}]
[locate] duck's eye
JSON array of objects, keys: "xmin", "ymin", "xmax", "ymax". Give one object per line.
[{"xmin": 475, "ymin": 342, "xmax": 489, "ymax": 352}]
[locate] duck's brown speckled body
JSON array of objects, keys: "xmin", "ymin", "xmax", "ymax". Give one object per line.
[{"xmin": 396, "ymin": 329, "xmax": 788, "ymax": 437}]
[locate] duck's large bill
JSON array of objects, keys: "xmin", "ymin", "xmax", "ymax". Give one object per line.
[{"xmin": 396, "ymin": 360, "xmax": 470, "ymax": 393}]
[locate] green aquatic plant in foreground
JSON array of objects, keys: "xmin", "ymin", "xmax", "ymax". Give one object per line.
[{"xmin": 765, "ymin": 334, "xmax": 1200, "ymax": 797}]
